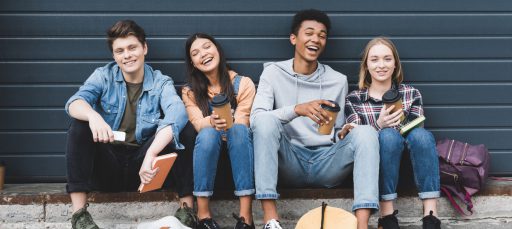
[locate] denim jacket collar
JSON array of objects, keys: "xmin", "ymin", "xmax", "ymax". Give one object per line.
[{"xmin": 113, "ymin": 64, "xmax": 154, "ymax": 92}]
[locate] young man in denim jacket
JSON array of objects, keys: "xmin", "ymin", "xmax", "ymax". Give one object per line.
[
  {"xmin": 64, "ymin": 20, "xmax": 195, "ymax": 229},
  {"xmin": 250, "ymin": 9, "xmax": 380, "ymax": 229}
]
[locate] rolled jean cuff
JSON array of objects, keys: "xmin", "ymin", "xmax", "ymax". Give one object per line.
[
  {"xmin": 419, "ymin": 191, "xmax": 440, "ymax": 200},
  {"xmin": 255, "ymin": 193, "xmax": 280, "ymax": 200},
  {"xmin": 380, "ymin": 193, "xmax": 398, "ymax": 201},
  {"xmin": 193, "ymin": 191, "xmax": 213, "ymax": 197},
  {"xmin": 352, "ymin": 203, "xmax": 380, "ymax": 212},
  {"xmin": 234, "ymin": 189, "xmax": 255, "ymax": 197}
]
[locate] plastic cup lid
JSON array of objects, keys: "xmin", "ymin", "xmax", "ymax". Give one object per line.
[
  {"xmin": 320, "ymin": 100, "xmax": 341, "ymax": 112},
  {"xmin": 382, "ymin": 89, "xmax": 401, "ymax": 103},
  {"xmin": 211, "ymin": 93, "xmax": 230, "ymax": 106}
]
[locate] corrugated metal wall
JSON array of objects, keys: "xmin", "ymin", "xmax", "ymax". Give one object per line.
[{"xmin": 1, "ymin": 0, "xmax": 511, "ymax": 182}]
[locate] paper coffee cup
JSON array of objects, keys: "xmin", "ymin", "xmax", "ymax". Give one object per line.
[
  {"xmin": 318, "ymin": 100, "xmax": 341, "ymax": 135},
  {"xmin": 382, "ymin": 89, "xmax": 404, "ymax": 122},
  {"xmin": 211, "ymin": 93, "xmax": 233, "ymax": 129}
]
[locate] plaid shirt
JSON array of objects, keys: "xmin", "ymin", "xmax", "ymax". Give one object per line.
[{"xmin": 344, "ymin": 84, "xmax": 423, "ymax": 131}]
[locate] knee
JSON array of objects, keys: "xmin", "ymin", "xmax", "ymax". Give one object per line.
[
  {"xmin": 379, "ymin": 128, "xmax": 403, "ymax": 149},
  {"xmin": 350, "ymin": 125, "xmax": 378, "ymax": 144},
  {"xmin": 228, "ymin": 124, "xmax": 251, "ymax": 145},
  {"xmin": 250, "ymin": 112, "xmax": 280, "ymax": 135},
  {"xmin": 406, "ymin": 128, "xmax": 435, "ymax": 147},
  {"xmin": 68, "ymin": 119, "xmax": 92, "ymax": 138},
  {"xmin": 196, "ymin": 128, "xmax": 221, "ymax": 149},
  {"xmin": 229, "ymin": 124, "xmax": 250, "ymax": 136}
]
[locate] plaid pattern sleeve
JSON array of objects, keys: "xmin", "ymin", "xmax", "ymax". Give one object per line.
[
  {"xmin": 404, "ymin": 85, "xmax": 424, "ymax": 123},
  {"xmin": 344, "ymin": 84, "xmax": 424, "ymax": 131},
  {"xmin": 345, "ymin": 88, "xmax": 382, "ymax": 130}
]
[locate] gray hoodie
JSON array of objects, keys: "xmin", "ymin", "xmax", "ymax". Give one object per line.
[{"xmin": 250, "ymin": 58, "xmax": 348, "ymax": 147}]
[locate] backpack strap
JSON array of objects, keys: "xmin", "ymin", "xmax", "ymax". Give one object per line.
[
  {"xmin": 230, "ymin": 74, "xmax": 243, "ymax": 111},
  {"xmin": 233, "ymin": 74, "xmax": 242, "ymax": 96},
  {"xmin": 207, "ymin": 75, "xmax": 243, "ymax": 113},
  {"xmin": 441, "ymin": 186, "xmax": 473, "ymax": 216}
]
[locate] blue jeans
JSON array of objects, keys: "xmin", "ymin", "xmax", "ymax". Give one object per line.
[
  {"xmin": 379, "ymin": 127, "xmax": 440, "ymax": 201},
  {"xmin": 193, "ymin": 124, "xmax": 255, "ymax": 197},
  {"xmin": 252, "ymin": 113, "xmax": 380, "ymax": 211}
]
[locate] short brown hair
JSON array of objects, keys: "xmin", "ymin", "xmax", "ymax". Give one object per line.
[
  {"xmin": 358, "ymin": 37, "xmax": 404, "ymax": 89},
  {"xmin": 106, "ymin": 20, "xmax": 146, "ymax": 52}
]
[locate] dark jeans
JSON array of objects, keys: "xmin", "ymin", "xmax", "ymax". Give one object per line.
[{"xmin": 66, "ymin": 119, "xmax": 194, "ymax": 197}]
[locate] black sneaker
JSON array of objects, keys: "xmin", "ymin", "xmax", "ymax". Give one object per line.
[
  {"xmin": 377, "ymin": 210, "xmax": 400, "ymax": 229},
  {"xmin": 197, "ymin": 217, "xmax": 221, "ymax": 229},
  {"xmin": 233, "ymin": 213, "xmax": 255, "ymax": 229},
  {"xmin": 422, "ymin": 210, "xmax": 441, "ymax": 229},
  {"xmin": 174, "ymin": 203, "xmax": 198, "ymax": 228},
  {"xmin": 71, "ymin": 204, "xmax": 100, "ymax": 229}
]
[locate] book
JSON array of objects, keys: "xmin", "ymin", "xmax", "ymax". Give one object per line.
[
  {"xmin": 400, "ymin": 116, "xmax": 426, "ymax": 135},
  {"xmin": 138, "ymin": 153, "xmax": 178, "ymax": 193}
]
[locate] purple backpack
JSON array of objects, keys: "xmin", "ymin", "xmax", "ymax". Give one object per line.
[{"xmin": 436, "ymin": 139, "xmax": 490, "ymax": 215}]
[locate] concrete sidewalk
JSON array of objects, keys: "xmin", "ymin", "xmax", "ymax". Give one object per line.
[{"xmin": 1, "ymin": 180, "xmax": 512, "ymax": 228}]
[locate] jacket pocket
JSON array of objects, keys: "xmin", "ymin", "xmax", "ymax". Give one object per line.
[
  {"xmin": 140, "ymin": 113, "xmax": 160, "ymax": 141},
  {"xmin": 99, "ymin": 101, "xmax": 118, "ymax": 124}
]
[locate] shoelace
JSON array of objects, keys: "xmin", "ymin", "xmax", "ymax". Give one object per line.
[{"xmin": 264, "ymin": 219, "xmax": 282, "ymax": 229}]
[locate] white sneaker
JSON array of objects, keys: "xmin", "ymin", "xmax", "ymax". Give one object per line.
[{"xmin": 263, "ymin": 219, "xmax": 282, "ymax": 229}]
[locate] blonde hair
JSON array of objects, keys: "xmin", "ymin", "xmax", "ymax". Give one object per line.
[{"xmin": 358, "ymin": 37, "xmax": 403, "ymax": 89}]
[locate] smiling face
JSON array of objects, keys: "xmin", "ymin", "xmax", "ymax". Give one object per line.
[
  {"xmin": 366, "ymin": 43, "xmax": 396, "ymax": 84},
  {"xmin": 290, "ymin": 20, "xmax": 327, "ymax": 64},
  {"xmin": 189, "ymin": 37, "xmax": 221, "ymax": 77},
  {"xmin": 112, "ymin": 35, "xmax": 147, "ymax": 79}
]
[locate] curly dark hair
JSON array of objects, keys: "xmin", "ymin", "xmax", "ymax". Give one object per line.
[{"xmin": 291, "ymin": 9, "xmax": 331, "ymax": 35}]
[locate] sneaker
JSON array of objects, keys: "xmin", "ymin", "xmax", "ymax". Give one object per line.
[
  {"xmin": 175, "ymin": 203, "xmax": 198, "ymax": 228},
  {"xmin": 71, "ymin": 204, "xmax": 100, "ymax": 229},
  {"xmin": 422, "ymin": 211, "xmax": 441, "ymax": 229},
  {"xmin": 233, "ymin": 213, "xmax": 255, "ymax": 229},
  {"xmin": 262, "ymin": 219, "xmax": 282, "ymax": 229},
  {"xmin": 377, "ymin": 210, "xmax": 400, "ymax": 229},
  {"xmin": 197, "ymin": 217, "xmax": 221, "ymax": 229}
]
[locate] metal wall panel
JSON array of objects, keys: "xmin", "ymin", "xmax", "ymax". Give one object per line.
[{"xmin": 1, "ymin": 0, "xmax": 511, "ymax": 182}]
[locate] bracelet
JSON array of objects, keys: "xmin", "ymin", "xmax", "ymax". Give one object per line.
[{"xmin": 375, "ymin": 122, "xmax": 382, "ymax": 130}]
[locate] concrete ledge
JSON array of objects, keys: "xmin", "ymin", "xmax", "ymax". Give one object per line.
[
  {"xmin": 1, "ymin": 179, "xmax": 511, "ymax": 205},
  {"xmin": 1, "ymin": 179, "xmax": 512, "ymax": 228}
]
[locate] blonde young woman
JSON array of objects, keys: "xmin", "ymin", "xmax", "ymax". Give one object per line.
[{"xmin": 345, "ymin": 37, "xmax": 441, "ymax": 229}]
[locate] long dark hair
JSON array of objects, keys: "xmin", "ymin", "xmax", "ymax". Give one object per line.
[{"xmin": 185, "ymin": 33, "xmax": 236, "ymax": 116}]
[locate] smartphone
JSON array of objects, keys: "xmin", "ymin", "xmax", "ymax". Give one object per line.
[{"xmin": 113, "ymin": 131, "xmax": 126, "ymax": 141}]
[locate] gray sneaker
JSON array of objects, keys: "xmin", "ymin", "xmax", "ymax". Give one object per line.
[
  {"xmin": 71, "ymin": 204, "xmax": 100, "ymax": 229},
  {"xmin": 174, "ymin": 203, "xmax": 198, "ymax": 228}
]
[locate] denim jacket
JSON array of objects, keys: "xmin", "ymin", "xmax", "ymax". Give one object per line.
[{"xmin": 65, "ymin": 62, "xmax": 187, "ymax": 149}]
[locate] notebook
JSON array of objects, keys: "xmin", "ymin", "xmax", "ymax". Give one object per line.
[
  {"xmin": 138, "ymin": 153, "xmax": 177, "ymax": 193},
  {"xmin": 400, "ymin": 116, "xmax": 426, "ymax": 135}
]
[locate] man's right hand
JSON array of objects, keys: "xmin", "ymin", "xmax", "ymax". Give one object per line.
[
  {"xmin": 87, "ymin": 112, "xmax": 114, "ymax": 143},
  {"xmin": 294, "ymin": 99, "xmax": 335, "ymax": 125}
]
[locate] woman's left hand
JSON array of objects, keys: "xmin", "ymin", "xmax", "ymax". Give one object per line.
[{"xmin": 210, "ymin": 110, "xmax": 228, "ymax": 130}]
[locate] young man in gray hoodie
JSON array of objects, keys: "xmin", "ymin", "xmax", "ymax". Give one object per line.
[{"xmin": 250, "ymin": 9, "xmax": 379, "ymax": 229}]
